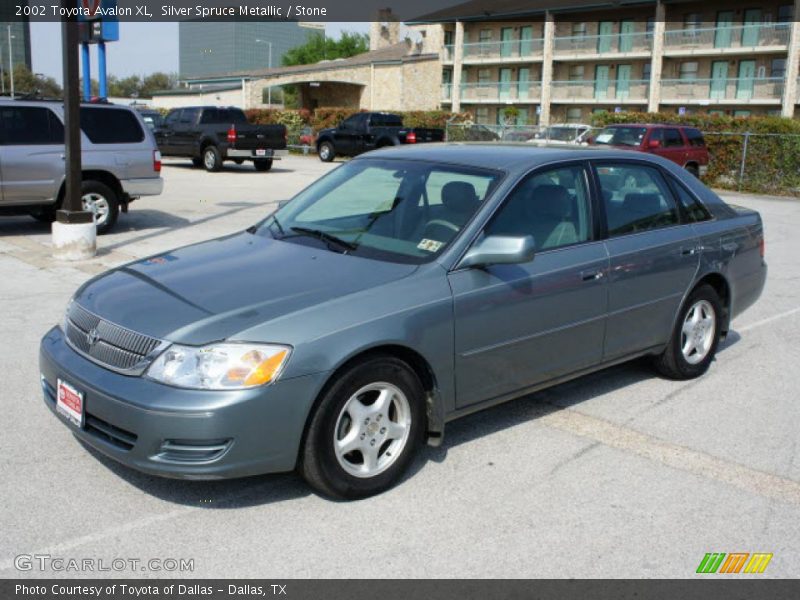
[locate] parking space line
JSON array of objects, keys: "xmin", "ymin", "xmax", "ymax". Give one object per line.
[
  {"xmin": 538, "ymin": 408, "xmax": 800, "ymax": 506},
  {"xmin": 737, "ymin": 306, "xmax": 800, "ymax": 333}
]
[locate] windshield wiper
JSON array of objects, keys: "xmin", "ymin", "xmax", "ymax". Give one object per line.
[{"xmin": 290, "ymin": 226, "xmax": 358, "ymax": 252}]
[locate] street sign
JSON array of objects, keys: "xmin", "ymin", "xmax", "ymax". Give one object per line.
[{"xmin": 679, "ymin": 106, "xmax": 687, "ymax": 116}]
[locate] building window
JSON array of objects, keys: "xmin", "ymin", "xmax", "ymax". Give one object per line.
[
  {"xmin": 734, "ymin": 110, "xmax": 752, "ymax": 117},
  {"xmin": 777, "ymin": 5, "xmax": 794, "ymax": 22},
  {"xmin": 475, "ymin": 107, "xmax": 489, "ymax": 124},
  {"xmin": 566, "ymin": 107, "xmax": 583, "ymax": 123},
  {"xmin": 683, "ymin": 13, "xmax": 702, "ymax": 31},
  {"xmin": 568, "ymin": 65, "xmax": 585, "ymax": 81},
  {"xmin": 572, "ymin": 22, "xmax": 587, "ymax": 37},
  {"xmin": 479, "ymin": 29, "xmax": 492, "ymax": 44},
  {"xmin": 643, "ymin": 63, "xmax": 651, "ymax": 81},
  {"xmin": 478, "ymin": 69, "xmax": 491, "ymax": 84},
  {"xmin": 646, "ymin": 17, "xmax": 655, "ymax": 36},
  {"xmin": 444, "ymin": 30, "xmax": 454, "ymax": 46},
  {"xmin": 679, "ymin": 61, "xmax": 699, "ymax": 80},
  {"xmin": 771, "ymin": 58, "xmax": 787, "ymax": 79}
]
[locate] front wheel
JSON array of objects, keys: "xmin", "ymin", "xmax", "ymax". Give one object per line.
[
  {"xmin": 300, "ymin": 356, "xmax": 426, "ymax": 499},
  {"xmin": 318, "ymin": 141, "xmax": 335, "ymax": 162},
  {"xmin": 654, "ymin": 284, "xmax": 722, "ymax": 380},
  {"xmin": 202, "ymin": 145, "xmax": 222, "ymax": 172},
  {"xmin": 253, "ymin": 159, "xmax": 273, "ymax": 172}
]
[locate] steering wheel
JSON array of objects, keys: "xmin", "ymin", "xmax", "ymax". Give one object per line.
[{"xmin": 423, "ymin": 219, "xmax": 460, "ymax": 240}]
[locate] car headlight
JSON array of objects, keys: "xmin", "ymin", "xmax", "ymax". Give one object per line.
[{"xmin": 146, "ymin": 343, "xmax": 291, "ymax": 390}]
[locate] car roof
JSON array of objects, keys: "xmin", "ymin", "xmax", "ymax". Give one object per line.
[
  {"xmin": 606, "ymin": 123, "xmax": 697, "ymax": 130},
  {"xmin": 358, "ymin": 143, "xmax": 678, "ymax": 172}
]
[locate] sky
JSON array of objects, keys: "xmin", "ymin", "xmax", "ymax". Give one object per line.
[{"xmin": 30, "ymin": 22, "xmax": 371, "ymax": 83}]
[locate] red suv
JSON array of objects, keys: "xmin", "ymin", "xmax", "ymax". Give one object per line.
[{"xmin": 592, "ymin": 124, "xmax": 709, "ymax": 178}]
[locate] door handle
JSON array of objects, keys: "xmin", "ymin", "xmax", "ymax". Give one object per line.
[
  {"xmin": 681, "ymin": 246, "xmax": 698, "ymax": 256},
  {"xmin": 581, "ymin": 270, "xmax": 604, "ymax": 281}
]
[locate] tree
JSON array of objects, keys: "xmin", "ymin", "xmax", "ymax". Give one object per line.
[
  {"xmin": 282, "ymin": 32, "xmax": 369, "ymax": 67},
  {"xmin": 2, "ymin": 65, "xmax": 62, "ymax": 98}
]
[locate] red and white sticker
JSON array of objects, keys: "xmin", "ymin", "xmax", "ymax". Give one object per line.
[{"xmin": 56, "ymin": 379, "xmax": 84, "ymax": 427}]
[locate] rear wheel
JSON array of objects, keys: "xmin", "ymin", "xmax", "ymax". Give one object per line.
[
  {"xmin": 654, "ymin": 284, "xmax": 722, "ymax": 380},
  {"xmin": 81, "ymin": 180, "xmax": 119, "ymax": 234},
  {"xmin": 300, "ymin": 356, "xmax": 425, "ymax": 499},
  {"xmin": 254, "ymin": 159, "xmax": 273, "ymax": 172},
  {"xmin": 318, "ymin": 141, "xmax": 335, "ymax": 162},
  {"xmin": 202, "ymin": 145, "xmax": 222, "ymax": 172},
  {"xmin": 685, "ymin": 164, "xmax": 700, "ymax": 178}
]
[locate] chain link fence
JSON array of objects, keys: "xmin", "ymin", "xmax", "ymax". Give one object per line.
[{"xmin": 444, "ymin": 123, "xmax": 800, "ymax": 196}]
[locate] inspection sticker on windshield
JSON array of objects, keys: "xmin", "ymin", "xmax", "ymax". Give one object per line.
[
  {"xmin": 418, "ymin": 239, "xmax": 444, "ymax": 253},
  {"xmin": 595, "ymin": 133, "xmax": 613, "ymax": 143}
]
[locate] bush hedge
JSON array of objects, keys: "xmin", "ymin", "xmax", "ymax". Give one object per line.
[{"xmin": 591, "ymin": 112, "xmax": 800, "ymax": 196}]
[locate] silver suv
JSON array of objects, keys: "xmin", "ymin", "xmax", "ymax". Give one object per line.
[{"xmin": 0, "ymin": 99, "xmax": 164, "ymax": 233}]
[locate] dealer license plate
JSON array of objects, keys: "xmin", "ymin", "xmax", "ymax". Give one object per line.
[{"xmin": 56, "ymin": 378, "xmax": 84, "ymax": 428}]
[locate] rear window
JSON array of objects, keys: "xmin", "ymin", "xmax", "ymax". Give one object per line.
[
  {"xmin": 685, "ymin": 128, "xmax": 705, "ymax": 147},
  {"xmin": 594, "ymin": 127, "xmax": 647, "ymax": 147},
  {"xmin": 0, "ymin": 106, "xmax": 64, "ymax": 145},
  {"xmin": 369, "ymin": 114, "xmax": 403, "ymax": 127},
  {"xmin": 80, "ymin": 107, "xmax": 145, "ymax": 144},
  {"xmin": 200, "ymin": 108, "xmax": 248, "ymax": 125}
]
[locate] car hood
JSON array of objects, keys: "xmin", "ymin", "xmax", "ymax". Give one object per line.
[{"xmin": 72, "ymin": 232, "xmax": 418, "ymax": 345}]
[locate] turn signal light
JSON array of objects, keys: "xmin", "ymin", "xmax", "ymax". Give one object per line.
[
  {"xmin": 227, "ymin": 125, "xmax": 237, "ymax": 143},
  {"xmin": 406, "ymin": 131, "xmax": 417, "ymax": 144}
]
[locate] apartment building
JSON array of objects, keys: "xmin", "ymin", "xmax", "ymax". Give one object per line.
[{"xmin": 413, "ymin": 0, "xmax": 800, "ymax": 125}]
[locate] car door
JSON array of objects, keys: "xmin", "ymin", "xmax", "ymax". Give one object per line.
[
  {"xmin": 594, "ymin": 161, "xmax": 700, "ymax": 360},
  {"xmin": 172, "ymin": 108, "xmax": 200, "ymax": 155},
  {"xmin": 0, "ymin": 105, "xmax": 65, "ymax": 206},
  {"xmin": 334, "ymin": 114, "xmax": 361, "ymax": 156},
  {"xmin": 448, "ymin": 162, "xmax": 609, "ymax": 408},
  {"xmin": 659, "ymin": 128, "xmax": 687, "ymax": 166},
  {"xmin": 157, "ymin": 109, "xmax": 182, "ymax": 155}
]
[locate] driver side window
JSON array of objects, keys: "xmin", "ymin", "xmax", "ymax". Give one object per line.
[{"xmin": 485, "ymin": 165, "xmax": 592, "ymax": 251}]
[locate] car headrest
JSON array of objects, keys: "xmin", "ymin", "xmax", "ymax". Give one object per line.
[
  {"xmin": 624, "ymin": 193, "xmax": 664, "ymax": 215},
  {"xmin": 529, "ymin": 184, "xmax": 572, "ymax": 219},
  {"xmin": 441, "ymin": 181, "xmax": 479, "ymax": 214}
]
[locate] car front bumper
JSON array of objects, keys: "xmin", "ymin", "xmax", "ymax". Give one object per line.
[{"xmin": 39, "ymin": 326, "xmax": 328, "ymax": 480}]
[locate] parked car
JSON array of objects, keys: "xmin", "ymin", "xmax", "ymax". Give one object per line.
[
  {"xmin": 0, "ymin": 99, "xmax": 163, "ymax": 233},
  {"xmin": 530, "ymin": 123, "xmax": 593, "ymax": 146},
  {"xmin": 315, "ymin": 112, "xmax": 444, "ymax": 162},
  {"xmin": 591, "ymin": 124, "xmax": 709, "ymax": 177},
  {"xmin": 154, "ymin": 106, "xmax": 287, "ymax": 172},
  {"xmin": 40, "ymin": 145, "xmax": 766, "ymax": 499},
  {"xmin": 136, "ymin": 109, "xmax": 164, "ymax": 131}
]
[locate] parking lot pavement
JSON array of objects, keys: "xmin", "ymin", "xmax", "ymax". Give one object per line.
[{"xmin": 1, "ymin": 158, "xmax": 799, "ymax": 578}]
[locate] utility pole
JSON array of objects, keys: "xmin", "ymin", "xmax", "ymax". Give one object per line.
[{"xmin": 53, "ymin": 0, "xmax": 96, "ymax": 260}]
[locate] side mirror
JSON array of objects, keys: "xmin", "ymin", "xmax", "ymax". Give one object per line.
[
  {"xmin": 460, "ymin": 235, "xmax": 536, "ymax": 269},
  {"xmin": 277, "ymin": 199, "xmax": 290, "ymax": 209},
  {"xmin": 648, "ymin": 139, "xmax": 661, "ymax": 149}
]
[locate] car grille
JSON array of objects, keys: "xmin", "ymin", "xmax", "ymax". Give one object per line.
[
  {"xmin": 85, "ymin": 413, "xmax": 138, "ymax": 451},
  {"xmin": 64, "ymin": 302, "xmax": 164, "ymax": 374}
]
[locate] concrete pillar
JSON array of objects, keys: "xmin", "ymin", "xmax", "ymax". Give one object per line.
[
  {"xmin": 781, "ymin": 0, "xmax": 800, "ymax": 117},
  {"xmin": 539, "ymin": 12, "xmax": 555, "ymax": 126},
  {"xmin": 452, "ymin": 21, "xmax": 464, "ymax": 113},
  {"xmin": 648, "ymin": 0, "xmax": 666, "ymax": 113}
]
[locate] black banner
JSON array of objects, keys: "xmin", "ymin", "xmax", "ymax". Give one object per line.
[{"xmin": 4, "ymin": 580, "xmax": 800, "ymax": 600}]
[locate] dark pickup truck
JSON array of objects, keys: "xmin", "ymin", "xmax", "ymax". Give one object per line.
[
  {"xmin": 316, "ymin": 112, "xmax": 444, "ymax": 162},
  {"xmin": 155, "ymin": 106, "xmax": 287, "ymax": 172}
]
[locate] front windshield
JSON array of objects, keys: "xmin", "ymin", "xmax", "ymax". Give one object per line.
[
  {"xmin": 256, "ymin": 159, "xmax": 503, "ymax": 264},
  {"xmin": 548, "ymin": 127, "xmax": 581, "ymax": 142},
  {"xmin": 594, "ymin": 126, "xmax": 647, "ymax": 147}
]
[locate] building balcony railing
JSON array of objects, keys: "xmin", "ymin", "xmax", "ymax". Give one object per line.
[
  {"xmin": 664, "ymin": 23, "xmax": 790, "ymax": 53},
  {"xmin": 553, "ymin": 31, "xmax": 652, "ymax": 56},
  {"xmin": 660, "ymin": 77, "xmax": 785, "ymax": 102},
  {"xmin": 551, "ymin": 79, "xmax": 650, "ymax": 102},
  {"xmin": 462, "ymin": 39, "xmax": 545, "ymax": 62},
  {"xmin": 459, "ymin": 81, "xmax": 543, "ymax": 103}
]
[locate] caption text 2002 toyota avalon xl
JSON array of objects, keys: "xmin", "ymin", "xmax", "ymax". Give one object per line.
[{"xmin": 40, "ymin": 145, "xmax": 766, "ymax": 499}]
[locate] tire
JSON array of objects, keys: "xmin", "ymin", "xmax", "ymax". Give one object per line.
[
  {"xmin": 191, "ymin": 158, "xmax": 203, "ymax": 168},
  {"xmin": 318, "ymin": 141, "xmax": 335, "ymax": 162},
  {"xmin": 654, "ymin": 284, "xmax": 722, "ymax": 380},
  {"xmin": 202, "ymin": 145, "xmax": 222, "ymax": 172},
  {"xmin": 253, "ymin": 159, "xmax": 273, "ymax": 172},
  {"xmin": 685, "ymin": 164, "xmax": 700, "ymax": 178},
  {"xmin": 81, "ymin": 180, "xmax": 120, "ymax": 234},
  {"xmin": 300, "ymin": 356, "xmax": 426, "ymax": 499}
]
